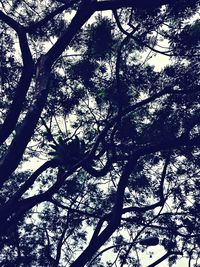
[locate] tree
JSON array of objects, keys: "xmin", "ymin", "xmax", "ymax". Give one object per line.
[{"xmin": 0, "ymin": 0, "xmax": 199, "ymax": 266}]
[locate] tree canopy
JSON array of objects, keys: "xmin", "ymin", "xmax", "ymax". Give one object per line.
[{"xmin": 0, "ymin": 0, "xmax": 200, "ymax": 266}]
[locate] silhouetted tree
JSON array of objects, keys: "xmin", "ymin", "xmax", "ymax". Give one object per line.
[{"xmin": 0, "ymin": 0, "xmax": 199, "ymax": 266}]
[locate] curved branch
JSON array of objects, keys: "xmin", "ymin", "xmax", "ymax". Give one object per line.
[
  {"xmin": 0, "ymin": 160, "xmax": 57, "ymax": 231},
  {"xmin": 113, "ymin": 9, "xmax": 139, "ymax": 36},
  {"xmin": 88, "ymin": 241, "xmax": 138, "ymax": 267},
  {"xmin": 6, "ymin": 160, "xmax": 57, "ymax": 206},
  {"xmin": 148, "ymin": 251, "xmax": 182, "ymax": 267},
  {"xmin": 0, "ymin": 55, "xmax": 49, "ymax": 187},
  {"xmin": 83, "ymin": 158, "xmax": 113, "ymax": 177},
  {"xmin": 113, "ymin": 9, "xmax": 173, "ymax": 57},
  {"xmin": 0, "ymin": 11, "xmax": 34, "ymax": 145},
  {"xmin": 0, "ymin": 161, "xmax": 82, "ymax": 236},
  {"xmin": 122, "ymin": 201, "xmax": 164, "ymax": 215},
  {"xmin": 25, "ymin": 0, "xmax": 78, "ymax": 33},
  {"xmin": 71, "ymin": 158, "xmax": 138, "ymax": 267},
  {"xmin": 0, "ymin": 11, "xmax": 22, "ymax": 31}
]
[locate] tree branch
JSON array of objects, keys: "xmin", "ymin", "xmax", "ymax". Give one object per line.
[
  {"xmin": 113, "ymin": 9, "xmax": 173, "ymax": 57},
  {"xmin": 45, "ymin": 0, "xmax": 94, "ymax": 68},
  {"xmin": 53, "ymin": 221, "xmax": 69, "ymax": 267},
  {"xmin": 83, "ymin": 158, "xmax": 113, "ymax": 177},
  {"xmin": 0, "ymin": 11, "xmax": 34, "ymax": 145},
  {"xmin": 2, "ymin": 160, "xmax": 57, "ymax": 213},
  {"xmin": 0, "ymin": 11, "xmax": 22, "ymax": 32},
  {"xmin": 111, "ymin": 157, "xmax": 138, "ymax": 225},
  {"xmin": 0, "ymin": 55, "xmax": 49, "ymax": 187},
  {"xmin": 25, "ymin": 0, "xmax": 78, "ymax": 33},
  {"xmin": 92, "ymin": 0, "xmax": 175, "ymax": 11},
  {"xmin": 50, "ymin": 198, "xmax": 101, "ymax": 219},
  {"xmin": 148, "ymin": 251, "xmax": 182, "ymax": 267},
  {"xmin": 71, "ymin": 158, "xmax": 138, "ymax": 267},
  {"xmin": 158, "ymin": 153, "xmax": 171, "ymax": 202}
]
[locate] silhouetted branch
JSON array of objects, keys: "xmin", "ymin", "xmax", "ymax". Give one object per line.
[
  {"xmin": 92, "ymin": 0, "xmax": 175, "ymax": 11},
  {"xmin": 148, "ymin": 251, "xmax": 182, "ymax": 267},
  {"xmin": 26, "ymin": 0, "xmax": 78, "ymax": 33},
  {"xmin": 0, "ymin": 11, "xmax": 34, "ymax": 145}
]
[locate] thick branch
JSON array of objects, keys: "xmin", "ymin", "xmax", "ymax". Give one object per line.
[
  {"xmin": 70, "ymin": 223, "xmax": 116, "ymax": 267},
  {"xmin": 0, "ymin": 193, "xmax": 47, "ymax": 236},
  {"xmin": 0, "ymin": 55, "xmax": 49, "ymax": 187},
  {"xmin": 0, "ymin": 11, "xmax": 34, "ymax": 145},
  {"xmin": 0, "ymin": 11, "xmax": 22, "ymax": 31},
  {"xmin": 0, "ymin": 2, "xmax": 95, "ymax": 179},
  {"xmin": 45, "ymin": 0, "xmax": 94, "ymax": 67},
  {"xmin": 71, "ymin": 158, "xmax": 137, "ymax": 267},
  {"xmin": 111, "ymin": 158, "xmax": 138, "ymax": 224},
  {"xmin": 3, "ymin": 160, "xmax": 57, "ymax": 211},
  {"xmin": 0, "ymin": 157, "xmax": 85, "ymax": 234},
  {"xmin": 0, "ymin": 132, "xmax": 198, "ymax": 240}
]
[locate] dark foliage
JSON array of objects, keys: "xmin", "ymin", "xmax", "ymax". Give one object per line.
[{"xmin": 0, "ymin": 0, "xmax": 200, "ymax": 266}]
